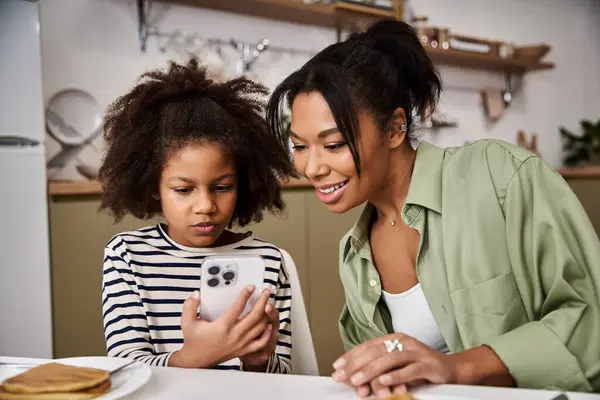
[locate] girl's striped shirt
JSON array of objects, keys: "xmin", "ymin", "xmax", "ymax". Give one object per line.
[{"xmin": 102, "ymin": 224, "xmax": 291, "ymax": 373}]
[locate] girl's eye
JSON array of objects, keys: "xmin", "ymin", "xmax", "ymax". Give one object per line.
[
  {"xmin": 174, "ymin": 188, "xmax": 192, "ymax": 194},
  {"xmin": 215, "ymin": 185, "xmax": 233, "ymax": 192},
  {"xmin": 292, "ymin": 144, "xmax": 307, "ymax": 152},
  {"xmin": 325, "ymin": 142, "xmax": 347, "ymax": 151}
]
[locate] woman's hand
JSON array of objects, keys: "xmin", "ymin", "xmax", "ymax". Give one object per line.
[
  {"xmin": 169, "ymin": 285, "xmax": 272, "ymax": 369},
  {"xmin": 332, "ymin": 333, "xmax": 459, "ymax": 398},
  {"xmin": 332, "ymin": 333, "xmax": 514, "ymax": 398}
]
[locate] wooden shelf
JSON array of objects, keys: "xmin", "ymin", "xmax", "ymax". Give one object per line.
[
  {"xmin": 160, "ymin": 0, "xmax": 553, "ymax": 74},
  {"xmin": 558, "ymin": 166, "xmax": 600, "ymax": 179},
  {"xmin": 426, "ymin": 47, "xmax": 554, "ymax": 73},
  {"xmin": 334, "ymin": 2, "xmax": 395, "ymax": 19},
  {"xmin": 49, "ymin": 180, "xmax": 103, "ymax": 196},
  {"xmin": 48, "ymin": 178, "xmax": 313, "ymax": 196},
  {"xmin": 163, "ymin": 0, "xmax": 337, "ymax": 27},
  {"xmin": 162, "ymin": 0, "xmax": 399, "ymax": 28}
]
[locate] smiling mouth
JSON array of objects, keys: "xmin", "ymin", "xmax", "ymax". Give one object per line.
[
  {"xmin": 314, "ymin": 180, "xmax": 350, "ymax": 204},
  {"xmin": 317, "ymin": 180, "xmax": 349, "ymax": 194}
]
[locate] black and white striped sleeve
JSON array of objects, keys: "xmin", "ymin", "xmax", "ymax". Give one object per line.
[
  {"xmin": 267, "ymin": 259, "xmax": 292, "ymax": 374},
  {"xmin": 102, "ymin": 243, "xmax": 172, "ymax": 367}
]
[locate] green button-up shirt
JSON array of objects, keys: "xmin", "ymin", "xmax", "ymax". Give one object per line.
[{"xmin": 338, "ymin": 140, "xmax": 600, "ymax": 392}]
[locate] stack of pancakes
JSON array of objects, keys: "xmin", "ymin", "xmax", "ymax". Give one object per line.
[{"xmin": 0, "ymin": 363, "xmax": 111, "ymax": 399}]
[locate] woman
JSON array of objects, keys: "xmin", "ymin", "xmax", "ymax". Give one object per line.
[{"xmin": 267, "ymin": 20, "xmax": 600, "ymax": 397}]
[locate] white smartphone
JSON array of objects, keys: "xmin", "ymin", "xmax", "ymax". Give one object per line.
[{"xmin": 199, "ymin": 254, "xmax": 267, "ymax": 322}]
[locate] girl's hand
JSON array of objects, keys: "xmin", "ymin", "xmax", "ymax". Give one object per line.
[
  {"xmin": 169, "ymin": 285, "xmax": 271, "ymax": 368},
  {"xmin": 331, "ymin": 333, "xmax": 459, "ymax": 399},
  {"xmin": 239, "ymin": 303, "xmax": 280, "ymax": 371}
]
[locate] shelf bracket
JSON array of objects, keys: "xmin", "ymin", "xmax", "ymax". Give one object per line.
[{"xmin": 137, "ymin": 0, "xmax": 149, "ymax": 52}]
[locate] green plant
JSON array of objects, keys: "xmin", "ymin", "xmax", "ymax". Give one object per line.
[{"xmin": 560, "ymin": 119, "xmax": 600, "ymax": 166}]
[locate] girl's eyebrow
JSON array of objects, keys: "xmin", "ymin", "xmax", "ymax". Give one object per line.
[
  {"xmin": 168, "ymin": 173, "xmax": 236, "ymax": 184},
  {"xmin": 168, "ymin": 176, "xmax": 194, "ymax": 183},
  {"xmin": 213, "ymin": 173, "xmax": 236, "ymax": 182}
]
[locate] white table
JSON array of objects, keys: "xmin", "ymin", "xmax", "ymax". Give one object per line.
[
  {"xmin": 2, "ymin": 357, "xmax": 598, "ymax": 399},
  {"xmin": 128, "ymin": 366, "xmax": 600, "ymax": 400}
]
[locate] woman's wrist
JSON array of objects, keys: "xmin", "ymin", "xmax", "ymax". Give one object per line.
[{"xmin": 449, "ymin": 346, "xmax": 515, "ymax": 387}]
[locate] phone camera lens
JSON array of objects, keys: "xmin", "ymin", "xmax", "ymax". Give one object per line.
[
  {"xmin": 208, "ymin": 266, "xmax": 220, "ymax": 275},
  {"xmin": 222, "ymin": 271, "xmax": 235, "ymax": 281},
  {"xmin": 207, "ymin": 278, "xmax": 219, "ymax": 287}
]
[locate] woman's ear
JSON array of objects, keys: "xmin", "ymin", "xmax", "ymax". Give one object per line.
[{"xmin": 386, "ymin": 108, "xmax": 407, "ymax": 149}]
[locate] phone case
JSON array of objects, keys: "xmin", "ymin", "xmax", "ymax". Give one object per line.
[{"xmin": 199, "ymin": 254, "xmax": 266, "ymax": 322}]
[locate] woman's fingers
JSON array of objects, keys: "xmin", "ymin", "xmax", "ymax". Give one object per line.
[{"xmin": 348, "ymin": 350, "xmax": 417, "ymax": 386}]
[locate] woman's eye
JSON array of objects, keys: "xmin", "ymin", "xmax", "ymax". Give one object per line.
[
  {"xmin": 292, "ymin": 144, "xmax": 307, "ymax": 151},
  {"xmin": 174, "ymin": 188, "xmax": 192, "ymax": 194},
  {"xmin": 325, "ymin": 142, "xmax": 347, "ymax": 151}
]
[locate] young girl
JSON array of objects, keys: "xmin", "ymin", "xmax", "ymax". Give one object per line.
[{"xmin": 99, "ymin": 58, "xmax": 296, "ymax": 373}]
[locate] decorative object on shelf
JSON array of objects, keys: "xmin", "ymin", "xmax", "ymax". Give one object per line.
[
  {"xmin": 480, "ymin": 87, "xmax": 505, "ymax": 121},
  {"xmin": 337, "ymin": 0, "xmax": 394, "ymax": 11},
  {"xmin": 303, "ymin": 0, "xmax": 335, "ymax": 4},
  {"xmin": 514, "ymin": 43, "xmax": 551, "ymax": 63},
  {"xmin": 411, "ymin": 16, "xmax": 449, "ymax": 50},
  {"xmin": 516, "ymin": 129, "xmax": 541, "ymax": 158},
  {"xmin": 157, "ymin": 31, "xmax": 228, "ymax": 80},
  {"xmin": 499, "ymin": 42, "xmax": 515, "ymax": 59},
  {"xmin": 230, "ymin": 38, "xmax": 270, "ymax": 75},
  {"xmin": 45, "ymin": 89, "xmax": 103, "ymax": 180},
  {"xmin": 415, "ymin": 109, "xmax": 458, "ymax": 130},
  {"xmin": 76, "ymin": 164, "xmax": 100, "ymax": 180},
  {"xmin": 449, "ymin": 34, "xmax": 501, "ymax": 56},
  {"xmin": 412, "ymin": 16, "xmax": 429, "ymax": 46},
  {"xmin": 437, "ymin": 28, "xmax": 450, "ymax": 50},
  {"xmin": 426, "ymin": 27, "xmax": 440, "ymax": 49},
  {"xmin": 153, "ymin": 29, "xmax": 316, "ymax": 79},
  {"xmin": 560, "ymin": 119, "xmax": 600, "ymax": 166},
  {"xmin": 334, "ymin": 0, "xmax": 403, "ymax": 40}
]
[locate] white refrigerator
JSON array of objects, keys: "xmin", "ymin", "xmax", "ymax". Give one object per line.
[{"xmin": 0, "ymin": 0, "xmax": 53, "ymax": 358}]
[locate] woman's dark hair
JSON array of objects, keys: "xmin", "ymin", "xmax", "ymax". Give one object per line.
[
  {"xmin": 267, "ymin": 20, "xmax": 442, "ymax": 173},
  {"xmin": 99, "ymin": 58, "xmax": 295, "ymax": 226}
]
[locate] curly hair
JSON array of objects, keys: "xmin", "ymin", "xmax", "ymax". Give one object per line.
[{"xmin": 98, "ymin": 58, "xmax": 296, "ymax": 226}]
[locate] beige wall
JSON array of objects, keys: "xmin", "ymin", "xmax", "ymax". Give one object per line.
[{"xmin": 566, "ymin": 179, "xmax": 600, "ymax": 238}]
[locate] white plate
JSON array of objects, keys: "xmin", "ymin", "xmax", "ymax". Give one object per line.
[
  {"xmin": 46, "ymin": 88, "xmax": 103, "ymax": 146},
  {"xmin": 0, "ymin": 356, "xmax": 151, "ymax": 400}
]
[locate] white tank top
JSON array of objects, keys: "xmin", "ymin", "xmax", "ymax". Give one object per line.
[{"xmin": 382, "ymin": 283, "xmax": 449, "ymax": 353}]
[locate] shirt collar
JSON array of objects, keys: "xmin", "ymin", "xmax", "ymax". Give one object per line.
[
  {"xmin": 343, "ymin": 141, "xmax": 445, "ymax": 259},
  {"xmin": 404, "ymin": 141, "xmax": 444, "ymax": 215}
]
